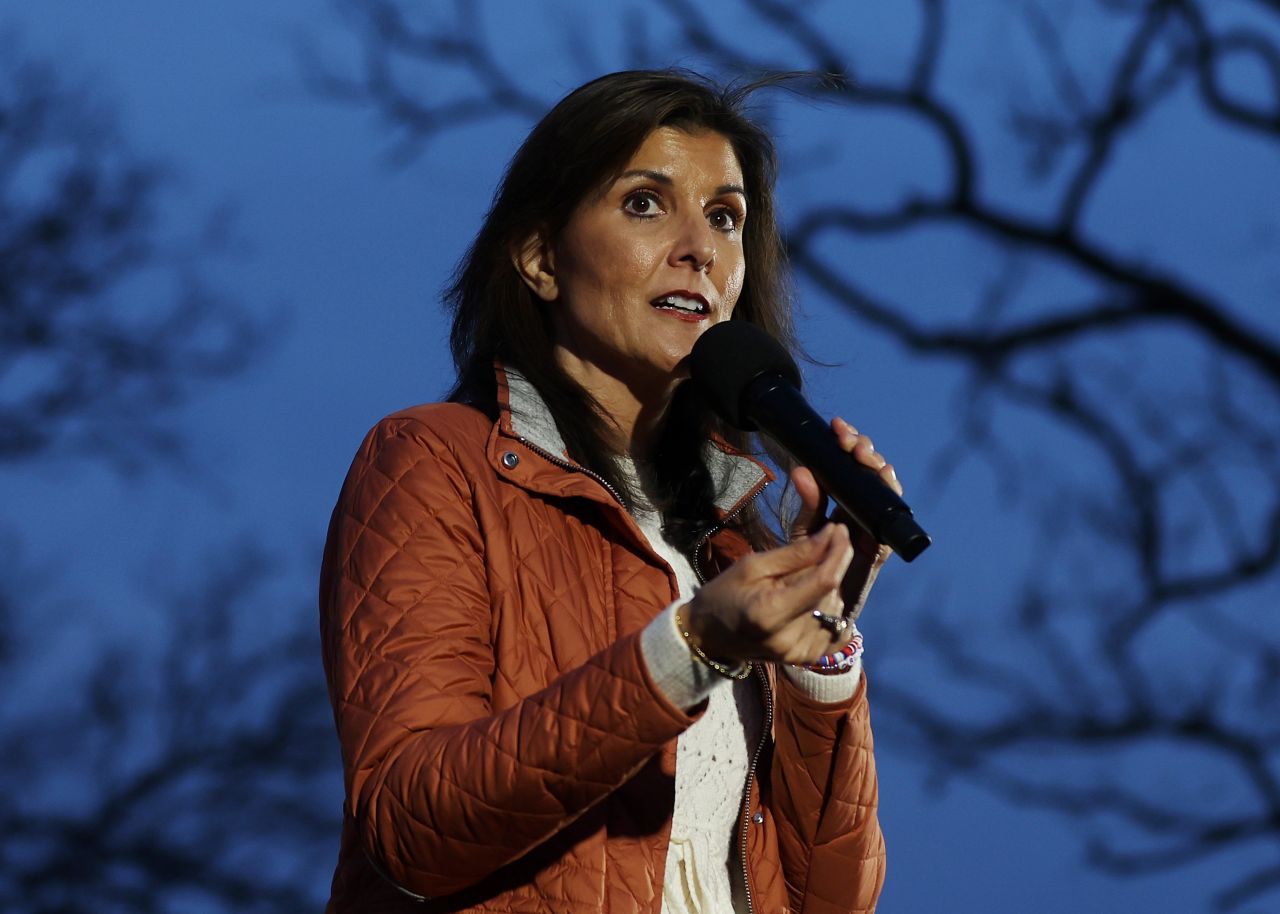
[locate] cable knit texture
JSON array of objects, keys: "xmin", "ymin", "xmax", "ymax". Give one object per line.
[
  {"xmin": 624, "ymin": 462, "xmax": 758, "ymax": 914},
  {"xmin": 628, "ymin": 459, "xmax": 864, "ymax": 914}
]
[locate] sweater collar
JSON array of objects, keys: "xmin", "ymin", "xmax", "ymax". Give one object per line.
[
  {"xmin": 504, "ymin": 366, "xmax": 570, "ymax": 458},
  {"xmin": 496, "ymin": 364, "xmax": 771, "ymax": 515}
]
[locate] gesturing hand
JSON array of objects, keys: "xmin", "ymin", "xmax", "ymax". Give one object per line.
[
  {"xmin": 789, "ymin": 416, "xmax": 903, "ymax": 623},
  {"xmin": 685, "ymin": 522, "xmax": 856, "ymax": 666}
]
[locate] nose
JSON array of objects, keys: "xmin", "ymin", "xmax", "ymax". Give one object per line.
[{"xmin": 669, "ymin": 212, "xmax": 716, "ymax": 274}]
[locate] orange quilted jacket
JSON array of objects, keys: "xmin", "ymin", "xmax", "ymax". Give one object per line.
[{"xmin": 319, "ymin": 367, "xmax": 885, "ymax": 913}]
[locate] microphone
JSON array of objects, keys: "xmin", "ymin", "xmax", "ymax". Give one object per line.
[{"xmin": 689, "ymin": 320, "xmax": 932, "ymax": 562}]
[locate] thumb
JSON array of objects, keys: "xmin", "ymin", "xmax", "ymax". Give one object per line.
[{"xmin": 788, "ymin": 465, "xmax": 828, "ymax": 541}]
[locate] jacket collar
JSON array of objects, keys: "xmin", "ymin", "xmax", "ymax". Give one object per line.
[{"xmin": 496, "ymin": 364, "xmax": 771, "ymax": 516}]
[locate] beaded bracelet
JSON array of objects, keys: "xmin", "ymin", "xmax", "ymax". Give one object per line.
[
  {"xmin": 674, "ymin": 602, "xmax": 754, "ymax": 681},
  {"xmin": 800, "ymin": 632, "xmax": 864, "ymax": 676}
]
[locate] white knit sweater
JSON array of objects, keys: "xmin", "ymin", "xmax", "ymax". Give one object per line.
[{"xmin": 624, "ymin": 462, "xmax": 860, "ymax": 914}]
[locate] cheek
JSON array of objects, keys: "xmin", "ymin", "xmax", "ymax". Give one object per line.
[
  {"xmin": 618, "ymin": 236, "xmax": 663, "ymax": 286},
  {"xmin": 721, "ymin": 256, "xmax": 746, "ymax": 314},
  {"xmin": 572, "ymin": 233, "xmax": 659, "ymax": 297}
]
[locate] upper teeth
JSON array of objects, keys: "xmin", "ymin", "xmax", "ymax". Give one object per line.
[{"xmin": 654, "ymin": 295, "xmax": 705, "ymax": 313}]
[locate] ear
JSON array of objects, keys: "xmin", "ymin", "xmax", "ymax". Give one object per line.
[{"xmin": 511, "ymin": 230, "xmax": 558, "ymax": 302}]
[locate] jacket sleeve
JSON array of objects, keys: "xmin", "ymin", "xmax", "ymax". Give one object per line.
[
  {"xmin": 769, "ymin": 668, "xmax": 886, "ymax": 914},
  {"xmin": 319, "ymin": 415, "xmax": 698, "ymax": 899}
]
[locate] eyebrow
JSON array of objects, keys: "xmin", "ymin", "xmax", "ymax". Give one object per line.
[{"xmin": 616, "ymin": 169, "xmax": 747, "ymax": 199}]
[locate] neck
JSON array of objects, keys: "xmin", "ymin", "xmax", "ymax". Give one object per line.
[{"xmin": 553, "ymin": 351, "xmax": 674, "ymax": 461}]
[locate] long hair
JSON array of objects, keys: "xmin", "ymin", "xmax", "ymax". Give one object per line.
[{"xmin": 447, "ymin": 70, "xmax": 799, "ymax": 552}]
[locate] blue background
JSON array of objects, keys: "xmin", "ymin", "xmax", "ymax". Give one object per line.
[{"xmin": 3, "ymin": 1, "xmax": 1277, "ymax": 911}]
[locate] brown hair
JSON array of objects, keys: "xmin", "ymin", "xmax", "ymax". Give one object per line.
[{"xmin": 447, "ymin": 69, "xmax": 798, "ymax": 551}]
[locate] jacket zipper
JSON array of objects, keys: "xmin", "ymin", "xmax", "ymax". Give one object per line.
[
  {"xmin": 738, "ymin": 664, "xmax": 773, "ymax": 914},
  {"xmin": 514, "ymin": 435, "xmax": 627, "ymax": 507},
  {"xmin": 691, "ymin": 482, "xmax": 770, "ymax": 914},
  {"xmin": 689, "ymin": 478, "xmax": 768, "ymax": 588},
  {"xmin": 522, "ymin": 434, "xmax": 774, "ymax": 913}
]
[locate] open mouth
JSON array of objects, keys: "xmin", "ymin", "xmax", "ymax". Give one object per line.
[{"xmin": 650, "ymin": 293, "xmax": 708, "ymax": 316}]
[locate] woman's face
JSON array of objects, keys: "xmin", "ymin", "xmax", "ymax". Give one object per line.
[{"xmin": 522, "ymin": 127, "xmax": 748, "ymax": 398}]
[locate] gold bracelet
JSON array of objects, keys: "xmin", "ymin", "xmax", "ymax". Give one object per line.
[{"xmin": 675, "ymin": 602, "xmax": 753, "ymax": 681}]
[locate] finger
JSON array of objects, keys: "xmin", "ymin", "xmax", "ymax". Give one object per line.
[
  {"xmin": 852, "ymin": 435, "xmax": 886, "ymax": 471},
  {"xmin": 751, "ymin": 521, "xmax": 838, "ymax": 576},
  {"xmin": 776, "ymin": 517, "xmax": 853, "ymax": 583},
  {"xmin": 793, "ymin": 577, "xmax": 844, "ymax": 620},
  {"xmin": 788, "ymin": 465, "xmax": 829, "ymax": 539},
  {"xmin": 880, "ymin": 462, "xmax": 903, "ymax": 496},
  {"xmin": 826, "ymin": 523, "xmax": 856, "ymax": 569},
  {"xmin": 832, "ymin": 416, "xmax": 859, "ymax": 442},
  {"xmin": 770, "ymin": 604, "xmax": 832, "ymax": 662},
  {"xmin": 813, "ymin": 589, "xmax": 846, "ymax": 632},
  {"xmin": 774, "ymin": 528, "xmax": 854, "ymax": 616},
  {"xmin": 803, "ymin": 599, "xmax": 855, "ymax": 655}
]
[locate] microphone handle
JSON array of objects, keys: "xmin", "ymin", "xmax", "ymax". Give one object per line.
[{"xmin": 744, "ymin": 374, "xmax": 932, "ymax": 562}]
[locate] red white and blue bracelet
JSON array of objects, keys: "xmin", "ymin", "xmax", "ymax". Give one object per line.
[{"xmin": 800, "ymin": 632, "xmax": 864, "ymax": 676}]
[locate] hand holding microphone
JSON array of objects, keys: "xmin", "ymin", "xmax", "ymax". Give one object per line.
[
  {"xmin": 790, "ymin": 415, "xmax": 903, "ymax": 624},
  {"xmin": 679, "ymin": 320, "xmax": 930, "ymax": 666},
  {"xmin": 689, "ymin": 320, "xmax": 931, "ymax": 562}
]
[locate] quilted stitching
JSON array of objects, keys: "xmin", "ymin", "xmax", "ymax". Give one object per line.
[
  {"xmin": 770, "ymin": 673, "xmax": 886, "ymax": 913},
  {"xmin": 318, "ymin": 379, "xmax": 884, "ymax": 913}
]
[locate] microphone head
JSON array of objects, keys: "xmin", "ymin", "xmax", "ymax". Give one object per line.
[{"xmin": 690, "ymin": 320, "xmax": 801, "ymax": 430}]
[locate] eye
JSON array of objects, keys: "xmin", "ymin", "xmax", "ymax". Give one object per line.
[
  {"xmin": 708, "ymin": 206, "xmax": 742, "ymax": 233},
  {"xmin": 623, "ymin": 191, "xmax": 664, "ymax": 217}
]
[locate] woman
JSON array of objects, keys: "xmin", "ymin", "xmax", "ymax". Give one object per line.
[{"xmin": 319, "ymin": 70, "xmax": 898, "ymax": 914}]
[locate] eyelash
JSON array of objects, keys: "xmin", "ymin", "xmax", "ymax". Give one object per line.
[
  {"xmin": 708, "ymin": 207, "xmax": 741, "ymax": 232},
  {"xmin": 622, "ymin": 191, "xmax": 743, "ymax": 233}
]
